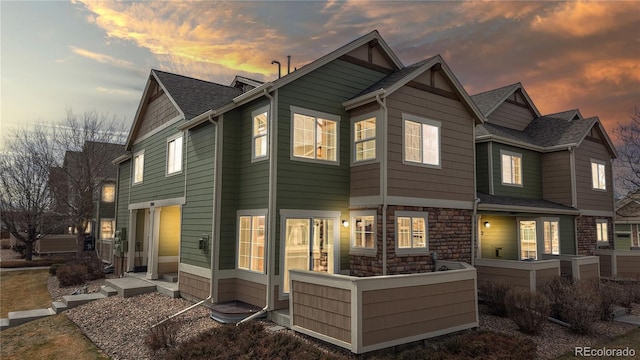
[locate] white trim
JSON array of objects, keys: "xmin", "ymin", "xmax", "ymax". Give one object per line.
[
  {"xmin": 236, "ymin": 209, "xmax": 268, "ymax": 274},
  {"xmin": 289, "ymin": 106, "xmax": 341, "ymax": 166},
  {"xmin": 251, "ymin": 105, "xmax": 270, "ymax": 162},
  {"xmin": 596, "ymin": 218, "xmax": 609, "ymax": 247},
  {"xmin": 386, "ymin": 196, "xmax": 474, "ymax": 210},
  {"xmin": 128, "ymin": 197, "xmax": 186, "ymax": 210},
  {"xmin": 540, "ymin": 217, "xmax": 560, "ymax": 256},
  {"xmin": 132, "ymin": 150, "xmax": 145, "ymax": 185},
  {"xmin": 590, "ymin": 158, "xmax": 607, "ymax": 191},
  {"xmin": 158, "ymin": 256, "xmax": 179, "ymax": 263},
  {"xmin": 179, "ymin": 263, "xmax": 212, "ymax": 279},
  {"xmin": 133, "ymin": 115, "xmax": 183, "ymax": 145},
  {"xmin": 500, "ymin": 150, "xmax": 523, "ymax": 187},
  {"xmin": 581, "ymin": 210, "xmax": 614, "ymax": 217},
  {"xmin": 394, "ymin": 210, "xmax": 429, "ymax": 255},
  {"xmin": 401, "ymin": 113, "xmax": 441, "ymax": 169},
  {"xmin": 474, "ymin": 258, "xmax": 561, "ymax": 271},
  {"xmin": 350, "ymin": 111, "xmax": 381, "ymax": 165},
  {"xmin": 488, "ymin": 142, "xmax": 494, "ymax": 195},
  {"xmin": 217, "ymin": 269, "xmax": 269, "ymax": 284},
  {"xmin": 165, "ymin": 132, "xmax": 184, "ymax": 176},
  {"xmin": 349, "ymin": 210, "xmax": 377, "ymax": 256}
]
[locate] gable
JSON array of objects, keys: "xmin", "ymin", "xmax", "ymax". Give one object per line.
[
  {"xmin": 411, "ymin": 66, "xmax": 457, "ymax": 94},
  {"xmin": 487, "ymin": 91, "xmax": 537, "ymax": 131},
  {"xmin": 341, "ymin": 40, "xmax": 398, "ymax": 73},
  {"xmin": 135, "ymin": 80, "xmax": 181, "ymax": 141}
]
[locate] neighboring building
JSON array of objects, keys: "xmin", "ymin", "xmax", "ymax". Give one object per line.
[
  {"xmin": 471, "ymin": 83, "xmax": 617, "ymax": 261},
  {"xmin": 615, "ymin": 190, "xmax": 640, "ymax": 250}
]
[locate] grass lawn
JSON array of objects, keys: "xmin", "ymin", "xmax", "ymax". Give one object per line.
[
  {"xmin": 0, "ymin": 269, "xmax": 51, "ymax": 317},
  {"xmin": 556, "ymin": 328, "xmax": 640, "ymax": 359},
  {"xmin": 0, "ymin": 313, "xmax": 109, "ymax": 360}
]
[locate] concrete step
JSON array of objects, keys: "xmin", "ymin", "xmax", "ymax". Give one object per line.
[
  {"xmin": 105, "ymin": 278, "xmax": 156, "ymax": 298},
  {"xmin": 162, "ymin": 273, "xmax": 179, "ymax": 283},
  {"xmin": 62, "ymin": 293, "xmax": 105, "ymax": 309},
  {"xmin": 8, "ymin": 308, "xmax": 55, "ymax": 326},
  {"xmin": 156, "ymin": 285, "xmax": 180, "ymax": 299},
  {"xmin": 0, "ymin": 318, "xmax": 9, "ymax": 331},
  {"xmin": 100, "ymin": 285, "xmax": 118, "ymax": 297},
  {"xmin": 51, "ymin": 301, "xmax": 67, "ymax": 314}
]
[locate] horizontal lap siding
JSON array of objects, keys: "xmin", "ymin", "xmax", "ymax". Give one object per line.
[
  {"xmin": 617, "ymin": 255, "xmax": 640, "ymax": 278},
  {"xmin": 487, "ymin": 102, "xmax": 535, "ymax": 131},
  {"xmin": 559, "ymin": 216, "xmax": 576, "ymax": 255},
  {"xmin": 476, "ymin": 266, "xmax": 531, "ymax": 291},
  {"xmin": 476, "ymin": 143, "xmax": 489, "ymax": 194},
  {"xmin": 219, "ymin": 112, "xmax": 239, "ymax": 270},
  {"xmin": 179, "ymin": 272, "xmax": 210, "ymax": 301},
  {"xmin": 560, "ymin": 260, "xmax": 572, "ymax": 278},
  {"xmin": 181, "ymin": 123, "xmax": 215, "ymax": 269},
  {"xmin": 116, "ymin": 160, "xmax": 131, "ymax": 234},
  {"xmin": 575, "ymin": 139, "xmax": 613, "ymax": 212},
  {"xmin": 492, "ymin": 144, "xmax": 542, "ymax": 199},
  {"xmin": 361, "ymin": 279, "xmax": 476, "ymax": 346},
  {"xmin": 542, "ymin": 151, "xmax": 572, "ymax": 206},
  {"xmin": 598, "ymin": 254, "xmax": 612, "ymax": 277},
  {"xmin": 218, "ymin": 278, "xmax": 267, "ymax": 307},
  {"xmin": 351, "ymin": 163, "xmax": 380, "ymax": 197},
  {"xmin": 292, "ymin": 281, "xmax": 351, "ymax": 343},
  {"xmin": 579, "ymin": 263, "xmax": 599, "ymax": 281},
  {"xmin": 386, "ymin": 86, "xmax": 475, "ymax": 201},
  {"xmin": 535, "ymin": 267, "xmax": 560, "ymax": 291},
  {"xmin": 36, "ymin": 236, "xmax": 76, "ymax": 253},
  {"xmin": 479, "ymin": 215, "xmax": 518, "ymax": 260}
]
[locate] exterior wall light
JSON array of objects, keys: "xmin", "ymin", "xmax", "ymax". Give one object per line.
[
  {"xmin": 342, "ymin": 220, "xmax": 349, "ymax": 227},
  {"xmin": 484, "ymin": 221, "xmax": 491, "ymax": 228}
]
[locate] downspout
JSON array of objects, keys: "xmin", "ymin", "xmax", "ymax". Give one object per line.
[
  {"xmin": 239, "ymin": 89, "xmax": 275, "ymax": 325},
  {"xmin": 152, "ymin": 115, "xmax": 217, "ymax": 328},
  {"xmin": 375, "ymin": 93, "xmax": 388, "ymax": 275},
  {"xmin": 471, "ymin": 198, "xmax": 480, "ymax": 266}
]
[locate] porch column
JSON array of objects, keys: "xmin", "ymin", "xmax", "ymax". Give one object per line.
[
  {"xmin": 127, "ymin": 209, "xmax": 137, "ymax": 272},
  {"xmin": 147, "ymin": 207, "xmax": 161, "ymax": 280}
]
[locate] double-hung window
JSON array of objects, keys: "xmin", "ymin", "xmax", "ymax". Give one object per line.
[
  {"xmin": 353, "ymin": 116, "xmax": 376, "ymax": 162},
  {"xmin": 403, "ymin": 114, "xmax": 440, "ymax": 167},
  {"xmin": 291, "ymin": 106, "xmax": 339, "ymax": 163},
  {"xmin": 396, "ymin": 211, "xmax": 428, "ymax": 253},
  {"xmin": 167, "ymin": 134, "xmax": 183, "ymax": 175},
  {"xmin": 252, "ymin": 107, "xmax": 269, "ymax": 161},
  {"xmin": 501, "ymin": 151, "xmax": 522, "ymax": 186},
  {"xmin": 591, "ymin": 160, "xmax": 606, "ymax": 190},
  {"xmin": 133, "ymin": 151, "xmax": 144, "ymax": 184},
  {"xmin": 596, "ymin": 219, "xmax": 608, "ymax": 247},
  {"xmin": 238, "ymin": 212, "xmax": 266, "ymax": 273}
]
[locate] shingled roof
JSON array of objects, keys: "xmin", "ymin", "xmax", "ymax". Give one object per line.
[
  {"xmin": 478, "ymin": 192, "xmax": 579, "ymax": 213},
  {"xmin": 153, "ymin": 69, "xmax": 243, "ymax": 120},
  {"xmin": 350, "ymin": 57, "xmax": 437, "ymax": 99},
  {"xmin": 470, "ymin": 83, "xmax": 520, "ymax": 116}
]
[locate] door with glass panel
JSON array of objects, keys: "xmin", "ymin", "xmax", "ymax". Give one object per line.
[{"xmin": 284, "ymin": 217, "xmax": 335, "ymax": 293}]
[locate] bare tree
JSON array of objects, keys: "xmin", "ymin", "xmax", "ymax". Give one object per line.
[
  {"xmin": 51, "ymin": 110, "xmax": 126, "ymax": 257},
  {"xmin": 614, "ymin": 107, "xmax": 640, "ymax": 194},
  {"xmin": 0, "ymin": 127, "xmax": 58, "ymax": 260}
]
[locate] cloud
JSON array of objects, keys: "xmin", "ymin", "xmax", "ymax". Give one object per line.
[
  {"xmin": 69, "ymin": 46, "xmax": 137, "ymax": 71},
  {"xmin": 95, "ymin": 86, "xmax": 132, "ymax": 96}
]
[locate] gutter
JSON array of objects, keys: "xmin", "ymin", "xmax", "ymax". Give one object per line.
[
  {"xmin": 375, "ymin": 92, "xmax": 388, "ymax": 275},
  {"xmin": 475, "ymin": 135, "xmax": 578, "ymax": 153},
  {"xmin": 471, "ymin": 198, "xmax": 480, "ymax": 266}
]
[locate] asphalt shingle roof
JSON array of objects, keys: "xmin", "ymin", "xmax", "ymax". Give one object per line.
[
  {"xmin": 350, "ymin": 57, "xmax": 437, "ymax": 100},
  {"xmin": 477, "ymin": 192, "xmax": 578, "ymax": 211},
  {"xmin": 544, "ymin": 109, "xmax": 582, "ymax": 121},
  {"xmin": 153, "ymin": 69, "xmax": 243, "ymax": 120},
  {"xmin": 470, "ymin": 83, "xmax": 520, "ymax": 116}
]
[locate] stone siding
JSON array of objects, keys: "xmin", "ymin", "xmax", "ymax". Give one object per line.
[{"xmin": 576, "ymin": 215, "xmax": 613, "ymax": 255}]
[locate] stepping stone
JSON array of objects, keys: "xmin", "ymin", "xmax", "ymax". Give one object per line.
[
  {"xmin": 51, "ymin": 301, "xmax": 67, "ymax": 314},
  {"xmin": 62, "ymin": 293, "xmax": 105, "ymax": 309},
  {"xmin": 162, "ymin": 273, "xmax": 179, "ymax": 283},
  {"xmin": 0, "ymin": 318, "xmax": 9, "ymax": 331},
  {"xmin": 8, "ymin": 308, "xmax": 55, "ymax": 326}
]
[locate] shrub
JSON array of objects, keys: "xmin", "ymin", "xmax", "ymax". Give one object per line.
[
  {"xmin": 0, "ymin": 239, "xmax": 11, "ymax": 249},
  {"xmin": 560, "ymin": 280, "xmax": 601, "ymax": 334},
  {"xmin": 618, "ymin": 279, "xmax": 640, "ymax": 310},
  {"xmin": 479, "ymin": 281, "xmax": 513, "ymax": 317},
  {"xmin": 599, "ymin": 281, "xmax": 623, "ymax": 320},
  {"xmin": 145, "ymin": 319, "xmax": 179, "ymax": 355},
  {"xmin": 505, "ymin": 290, "xmax": 550, "ymax": 334},
  {"xmin": 56, "ymin": 263, "xmax": 87, "ymax": 287},
  {"xmin": 434, "ymin": 330, "xmax": 537, "ymax": 360},
  {"xmin": 78, "ymin": 254, "xmax": 105, "ymax": 280},
  {"xmin": 49, "ymin": 263, "xmax": 63, "ymax": 275},
  {"xmin": 540, "ymin": 276, "xmax": 572, "ymax": 319},
  {"xmin": 12, "ymin": 243, "xmax": 27, "ymax": 258}
]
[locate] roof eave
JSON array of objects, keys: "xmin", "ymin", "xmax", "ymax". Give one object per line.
[
  {"xmin": 475, "ymin": 134, "xmax": 577, "ymax": 152},
  {"xmin": 343, "ymin": 88, "xmax": 386, "ymax": 110},
  {"xmin": 478, "ymin": 203, "xmax": 580, "ymax": 215},
  {"xmin": 112, "ymin": 153, "xmax": 132, "ymax": 165}
]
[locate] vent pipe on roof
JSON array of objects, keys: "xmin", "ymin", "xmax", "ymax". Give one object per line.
[
  {"xmin": 287, "ymin": 55, "xmax": 291, "ymax": 74},
  {"xmin": 271, "ymin": 60, "xmax": 281, "ymax": 79}
]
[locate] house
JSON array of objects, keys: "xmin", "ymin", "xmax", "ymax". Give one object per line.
[
  {"xmin": 615, "ymin": 190, "xmax": 640, "ymax": 250},
  {"xmin": 470, "ymin": 83, "xmax": 616, "ymax": 287}
]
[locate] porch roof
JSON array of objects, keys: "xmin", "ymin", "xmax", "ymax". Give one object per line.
[{"xmin": 477, "ymin": 192, "xmax": 580, "ymax": 215}]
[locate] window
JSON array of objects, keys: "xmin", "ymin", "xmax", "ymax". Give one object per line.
[
  {"xmin": 353, "ymin": 116, "xmax": 376, "ymax": 162},
  {"xmin": 238, "ymin": 214, "xmax": 266, "ymax": 272},
  {"xmin": 291, "ymin": 106, "xmax": 339, "ymax": 163},
  {"xmin": 133, "ymin": 151, "xmax": 144, "ymax": 184},
  {"xmin": 596, "ymin": 219, "xmax": 608, "ymax": 247},
  {"xmin": 543, "ymin": 219, "xmax": 560, "ymax": 255},
  {"xmin": 501, "ymin": 151, "xmax": 522, "ymax": 186},
  {"xmin": 591, "ymin": 160, "xmax": 606, "ymax": 190},
  {"xmin": 100, "ymin": 219, "xmax": 115, "ymax": 239},
  {"xmin": 252, "ymin": 107, "xmax": 269, "ymax": 161},
  {"xmin": 167, "ymin": 134, "xmax": 183, "ymax": 175},
  {"xmin": 403, "ymin": 114, "xmax": 440, "ymax": 167},
  {"xmin": 520, "ymin": 220, "xmax": 537, "ymax": 260},
  {"xmin": 350, "ymin": 211, "xmax": 376, "ymax": 254},
  {"xmin": 396, "ymin": 211, "xmax": 428, "ymax": 252},
  {"xmin": 101, "ymin": 184, "xmax": 115, "ymax": 202}
]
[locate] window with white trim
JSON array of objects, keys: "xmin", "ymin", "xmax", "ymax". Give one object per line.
[
  {"xmin": 291, "ymin": 107, "xmax": 339, "ymax": 163},
  {"xmin": 591, "ymin": 160, "xmax": 606, "ymax": 190},
  {"xmin": 543, "ymin": 219, "xmax": 560, "ymax": 255},
  {"xmin": 520, "ymin": 220, "xmax": 537, "ymax": 260},
  {"xmin": 167, "ymin": 134, "xmax": 183, "ymax": 175},
  {"xmin": 100, "ymin": 219, "xmax": 115, "ymax": 239},
  {"xmin": 396, "ymin": 211, "xmax": 428, "ymax": 252},
  {"xmin": 101, "ymin": 183, "xmax": 115, "ymax": 202},
  {"xmin": 133, "ymin": 151, "xmax": 144, "ymax": 184},
  {"xmin": 403, "ymin": 114, "xmax": 440, "ymax": 167},
  {"xmin": 238, "ymin": 213, "xmax": 266, "ymax": 273},
  {"xmin": 350, "ymin": 211, "xmax": 376, "ymax": 254},
  {"xmin": 501, "ymin": 151, "xmax": 522, "ymax": 186},
  {"xmin": 252, "ymin": 107, "xmax": 269, "ymax": 161},
  {"xmin": 596, "ymin": 219, "xmax": 608, "ymax": 247},
  {"xmin": 353, "ymin": 116, "xmax": 376, "ymax": 162}
]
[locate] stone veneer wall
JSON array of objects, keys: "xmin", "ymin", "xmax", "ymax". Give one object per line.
[
  {"xmin": 350, "ymin": 206, "xmax": 472, "ymax": 277},
  {"xmin": 576, "ymin": 215, "xmax": 614, "ymax": 255}
]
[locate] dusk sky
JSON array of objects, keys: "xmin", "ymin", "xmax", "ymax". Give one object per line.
[{"xmin": 1, "ymin": 1, "xmax": 638, "ymax": 144}]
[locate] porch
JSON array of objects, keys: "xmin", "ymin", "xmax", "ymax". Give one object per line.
[
  {"xmin": 593, "ymin": 249, "xmax": 640, "ymax": 279},
  {"xmin": 540, "ymin": 254, "xmax": 600, "ymax": 282},
  {"xmin": 474, "ymin": 258, "xmax": 560, "ymax": 292},
  {"xmin": 287, "ymin": 261, "xmax": 478, "ymax": 354}
]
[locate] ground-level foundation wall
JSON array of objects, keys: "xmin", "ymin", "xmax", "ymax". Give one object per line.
[
  {"xmin": 179, "ymin": 271, "xmax": 210, "ymax": 302},
  {"xmin": 217, "ymin": 278, "xmax": 266, "ymax": 308}
]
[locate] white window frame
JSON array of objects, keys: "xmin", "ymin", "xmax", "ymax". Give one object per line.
[
  {"xmin": 252, "ymin": 106, "xmax": 270, "ymax": 162},
  {"xmin": 501, "ymin": 150, "xmax": 523, "ymax": 187},
  {"xmin": 290, "ymin": 106, "xmax": 340, "ymax": 165},
  {"xmin": 237, "ymin": 209, "xmax": 268, "ymax": 274},
  {"xmin": 133, "ymin": 150, "xmax": 145, "ymax": 185},
  {"xmin": 395, "ymin": 210, "xmax": 429, "ymax": 255},
  {"xmin": 596, "ymin": 219, "xmax": 609, "ymax": 247},
  {"xmin": 402, "ymin": 113, "xmax": 441, "ymax": 168},
  {"xmin": 166, "ymin": 133, "xmax": 183, "ymax": 176},
  {"xmin": 518, "ymin": 218, "xmax": 538, "ymax": 260},
  {"xmin": 351, "ymin": 113, "xmax": 378, "ymax": 165},
  {"xmin": 101, "ymin": 183, "xmax": 115, "ymax": 202},
  {"xmin": 350, "ymin": 210, "xmax": 377, "ymax": 256},
  {"xmin": 591, "ymin": 159, "xmax": 607, "ymax": 190},
  {"xmin": 100, "ymin": 218, "xmax": 115, "ymax": 240},
  {"xmin": 542, "ymin": 217, "xmax": 560, "ymax": 255}
]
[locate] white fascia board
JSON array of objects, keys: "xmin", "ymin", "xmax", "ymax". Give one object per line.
[{"xmin": 112, "ymin": 153, "xmax": 131, "ymax": 165}]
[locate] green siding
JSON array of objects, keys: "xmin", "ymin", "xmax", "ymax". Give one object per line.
[
  {"xmin": 492, "ymin": 143, "xmax": 542, "ymax": 199},
  {"xmin": 115, "ymin": 160, "xmax": 131, "ymax": 237},
  {"xmin": 129, "ymin": 123, "xmax": 186, "ymax": 204},
  {"xmin": 181, "ymin": 122, "xmax": 216, "ymax": 268},
  {"xmin": 476, "ymin": 142, "xmax": 489, "ymax": 194},
  {"xmin": 615, "ymin": 224, "xmax": 632, "ymax": 251},
  {"xmin": 558, "ymin": 215, "xmax": 576, "ymax": 255},
  {"xmin": 480, "ymin": 215, "xmax": 518, "ymax": 260}
]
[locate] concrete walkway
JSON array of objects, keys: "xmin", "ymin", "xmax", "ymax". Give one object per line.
[
  {"xmin": 615, "ymin": 314, "xmax": 640, "ymax": 326},
  {"xmin": 0, "ymin": 266, "xmax": 50, "ymax": 272}
]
